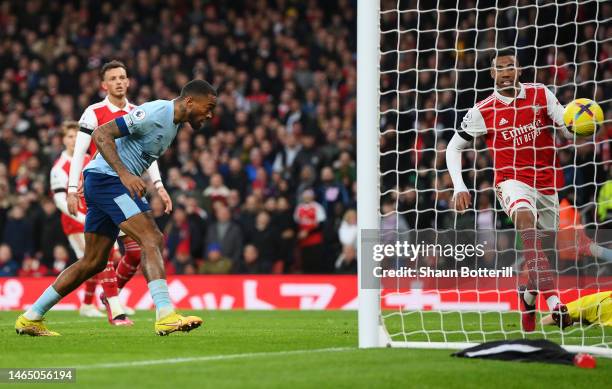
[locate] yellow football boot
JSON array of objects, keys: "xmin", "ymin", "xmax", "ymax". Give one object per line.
[
  {"xmin": 154, "ymin": 312, "xmax": 203, "ymax": 336},
  {"xmin": 15, "ymin": 315, "xmax": 60, "ymax": 336}
]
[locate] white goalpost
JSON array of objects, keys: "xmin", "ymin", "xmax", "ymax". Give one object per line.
[
  {"xmin": 356, "ymin": 0, "xmax": 381, "ymax": 349},
  {"xmin": 357, "ymin": 0, "xmax": 612, "ymax": 357}
]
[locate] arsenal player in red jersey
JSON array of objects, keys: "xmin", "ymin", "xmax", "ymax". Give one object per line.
[
  {"xmin": 446, "ymin": 48, "xmax": 607, "ymax": 332},
  {"xmin": 66, "ymin": 60, "xmax": 173, "ymax": 324}
]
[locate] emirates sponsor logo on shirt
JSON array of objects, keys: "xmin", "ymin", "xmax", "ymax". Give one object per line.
[{"xmin": 500, "ymin": 120, "xmax": 543, "ymax": 146}]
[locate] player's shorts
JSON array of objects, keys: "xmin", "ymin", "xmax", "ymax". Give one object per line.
[
  {"xmin": 495, "ymin": 179, "xmax": 559, "ymax": 230},
  {"xmin": 83, "ymin": 171, "xmax": 150, "ymax": 239},
  {"xmin": 67, "ymin": 233, "xmax": 85, "ymax": 258}
]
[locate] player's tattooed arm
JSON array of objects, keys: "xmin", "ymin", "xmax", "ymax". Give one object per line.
[{"xmin": 92, "ymin": 121, "xmax": 146, "ymax": 198}]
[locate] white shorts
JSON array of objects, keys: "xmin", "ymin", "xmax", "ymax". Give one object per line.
[
  {"xmin": 495, "ymin": 179, "xmax": 559, "ymax": 230},
  {"xmin": 67, "ymin": 233, "xmax": 86, "ymax": 258}
]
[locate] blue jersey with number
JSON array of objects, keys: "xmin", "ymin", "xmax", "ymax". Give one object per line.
[{"xmin": 84, "ymin": 100, "xmax": 179, "ymax": 177}]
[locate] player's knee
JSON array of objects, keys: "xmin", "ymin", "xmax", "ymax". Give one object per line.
[
  {"xmin": 514, "ymin": 208, "xmax": 536, "ymax": 230},
  {"xmin": 141, "ymin": 230, "xmax": 164, "ymax": 253}
]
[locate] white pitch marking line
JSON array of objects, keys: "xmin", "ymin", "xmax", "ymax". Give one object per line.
[{"xmin": 74, "ymin": 347, "xmax": 353, "ymax": 370}]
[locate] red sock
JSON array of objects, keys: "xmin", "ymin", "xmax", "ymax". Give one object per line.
[
  {"xmin": 100, "ymin": 254, "xmax": 119, "ymax": 298},
  {"xmin": 521, "ymin": 229, "xmax": 556, "ymax": 299},
  {"xmin": 83, "ymin": 275, "xmax": 98, "ymax": 305},
  {"xmin": 116, "ymin": 240, "xmax": 141, "ymax": 289}
]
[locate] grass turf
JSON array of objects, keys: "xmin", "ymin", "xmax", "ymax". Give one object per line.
[{"xmin": 0, "ymin": 310, "xmax": 610, "ymax": 388}]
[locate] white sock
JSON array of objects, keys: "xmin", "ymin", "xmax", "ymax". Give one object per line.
[
  {"xmin": 157, "ymin": 306, "xmax": 174, "ymax": 320},
  {"xmin": 108, "ymin": 296, "xmax": 124, "ymax": 318},
  {"xmin": 524, "ymin": 290, "xmax": 537, "ymax": 306},
  {"xmin": 546, "ymin": 295, "xmax": 561, "ymax": 311},
  {"xmin": 24, "ymin": 308, "xmax": 43, "ymax": 321}
]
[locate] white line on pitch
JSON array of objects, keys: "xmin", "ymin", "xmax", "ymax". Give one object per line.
[{"xmin": 74, "ymin": 347, "xmax": 353, "ymax": 370}]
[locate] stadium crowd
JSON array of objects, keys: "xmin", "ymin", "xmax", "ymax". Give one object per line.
[
  {"xmin": 0, "ymin": 0, "xmax": 610, "ymax": 278},
  {"xmin": 0, "ymin": 0, "xmax": 358, "ymax": 276}
]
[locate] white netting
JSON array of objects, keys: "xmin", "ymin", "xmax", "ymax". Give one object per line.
[{"xmin": 376, "ymin": 0, "xmax": 611, "ymax": 352}]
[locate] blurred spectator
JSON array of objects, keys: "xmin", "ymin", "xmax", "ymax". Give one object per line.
[
  {"xmin": 39, "ymin": 199, "xmax": 69, "ymax": 267},
  {"xmin": 335, "ymin": 209, "xmax": 358, "ymax": 274},
  {"xmin": 2, "ymin": 205, "xmax": 33, "ymax": 261},
  {"xmin": 225, "ymin": 158, "xmax": 249, "ymax": 200},
  {"xmin": 316, "ymin": 166, "xmax": 350, "ymax": 220},
  {"xmin": 338, "ymin": 209, "xmax": 358, "ymax": 249},
  {"xmin": 203, "ymin": 173, "xmax": 230, "ymax": 208},
  {"xmin": 18, "ymin": 256, "xmax": 48, "ymax": 278},
  {"xmin": 335, "ymin": 245, "xmax": 357, "ymax": 274},
  {"xmin": 0, "ymin": 244, "xmax": 18, "ymax": 277},
  {"xmin": 294, "ymin": 189, "xmax": 328, "ymax": 273},
  {"xmin": 165, "ymin": 206, "xmax": 197, "ymax": 274},
  {"xmin": 247, "ymin": 211, "xmax": 277, "ymax": 272},
  {"xmin": 237, "ymin": 244, "xmax": 267, "ymax": 274},
  {"xmin": 273, "ymin": 196, "xmax": 296, "ymax": 271},
  {"xmin": 50, "ymin": 244, "xmax": 70, "ymax": 276},
  {"xmin": 199, "ymin": 243, "xmax": 233, "ymax": 275},
  {"xmin": 272, "ymin": 132, "xmax": 301, "ymax": 180},
  {"xmin": 184, "ymin": 196, "xmax": 207, "ymax": 259},
  {"xmin": 205, "ymin": 204, "xmax": 243, "ymax": 263}
]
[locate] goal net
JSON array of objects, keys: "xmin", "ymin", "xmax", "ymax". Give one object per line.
[{"xmin": 357, "ymin": 0, "xmax": 612, "ymax": 356}]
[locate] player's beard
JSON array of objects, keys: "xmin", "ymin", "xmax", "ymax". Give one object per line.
[{"xmin": 188, "ymin": 112, "xmax": 203, "ymax": 131}]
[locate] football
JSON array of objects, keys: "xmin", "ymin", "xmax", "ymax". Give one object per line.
[{"xmin": 563, "ymin": 98, "xmax": 604, "ymax": 136}]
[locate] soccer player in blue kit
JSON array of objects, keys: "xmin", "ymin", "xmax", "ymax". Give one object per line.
[{"xmin": 16, "ymin": 80, "xmax": 217, "ymax": 336}]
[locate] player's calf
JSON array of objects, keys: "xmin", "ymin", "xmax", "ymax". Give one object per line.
[
  {"xmin": 116, "ymin": 239, "xmax": 141, "ymax": 289},
  {"xmin": 518, "ymin": 285, "xmax": 537, "ymax": 332}
]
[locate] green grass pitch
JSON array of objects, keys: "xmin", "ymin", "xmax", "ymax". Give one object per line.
[{"xmin": 1, "ymin": 310, "xmax": 611, "ymax": 388}]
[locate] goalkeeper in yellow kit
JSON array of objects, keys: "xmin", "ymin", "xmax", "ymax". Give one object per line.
[{"xmin": 541, "ymin": 291, "xmax": 612, "ymax": 327}]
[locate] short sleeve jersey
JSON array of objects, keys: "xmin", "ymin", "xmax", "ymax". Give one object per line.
[
  {"xmin": 84, "ymin": 100, "xmax": 179, "ymax": 177},
  {"xmin": 459, "ymin": 83, "xmax": 566, "ymax": 195}
]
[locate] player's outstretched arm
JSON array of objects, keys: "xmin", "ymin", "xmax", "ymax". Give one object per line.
[
  {"xmin": 446, "ymin": 133, "xmax": 472, "ymax": 212},
  {"xmin": 92, "ymin": 120, "xmax": 146, "ymax": 198}
]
